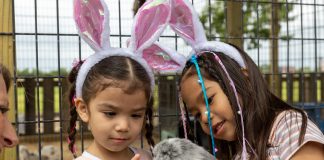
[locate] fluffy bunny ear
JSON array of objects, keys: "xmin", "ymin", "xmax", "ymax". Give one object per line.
[
  {"xmin": 169, "ymin": 0, "xmax": 207, "ymax": 47},
  {"xmin": 73, "ymin": 0, "xmax": 110, "ymax": 51},
  {"xmin": 130, "ymin": 0, "xmax": 171, "ymax": 53},
  {"xmin": 142, "ymin": 42, "xmax": 186, "ymax": 74}
]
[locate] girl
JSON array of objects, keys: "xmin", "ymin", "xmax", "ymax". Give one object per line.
[
  {"xmin": 67, "ymin": 0, "xmax": 183, "ymax": 159},
  {"xmin": 146, "ymin": 0, "xmax": 324, "ymax": 159},
  {"xmin": 179, "ymin": 46, "xmax": 324, "ymax": 160}
]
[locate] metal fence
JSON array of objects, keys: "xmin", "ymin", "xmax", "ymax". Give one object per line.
[{"xmin": 1, "ymin": 0, "xmax": 324, "ymax": 159}]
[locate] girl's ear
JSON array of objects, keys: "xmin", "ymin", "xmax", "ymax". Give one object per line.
[{"xmin": 74, "ymin": 98, "xmax": 89, "ymax": 123}]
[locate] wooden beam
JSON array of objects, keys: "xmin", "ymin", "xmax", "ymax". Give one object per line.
[{"xmin": 0, "ymin": 0, "xmax": 17, "ymax": 159}]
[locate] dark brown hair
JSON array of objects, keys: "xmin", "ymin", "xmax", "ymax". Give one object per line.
[
  {"xmin": 0, "ymin": 64, "xmax": 11, "ymax": 92},
  {"xmin": 67, "ymin": 56, "xmax": 155, "ymax": 157},
  {"xmin": 180, "ymin": 44, "xmax": 307, "ymax": 160}
]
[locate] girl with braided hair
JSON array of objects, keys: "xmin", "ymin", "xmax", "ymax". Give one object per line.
[
  {"xmin": 67, "ymin": 0, "xmax": 184, "ymax": 159},
  {"xmin": 140, "ymin": 0, "xmax": 324, "ymax": 159}
]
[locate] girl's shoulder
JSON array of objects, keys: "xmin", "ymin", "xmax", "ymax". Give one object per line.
[
  {"xmin": 130, "ymin": 147, "xmax": 153, "ymax": 160},
  {"xmin": 268, "ymin": 110, "xmax": 324, "ymax": 160}
]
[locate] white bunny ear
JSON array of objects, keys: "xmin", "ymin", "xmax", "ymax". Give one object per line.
[
  {"xmin": 130, "ymin": 0, "xmax": 171, "ymax": 53},
  {"xmin": 142, "ymin": 42, "xmax": 186, "ymax": 74},
  {"xmin": 73, "ymin": 0, "xmax": 110, "ymax": 51},
  {"xmin": 169, "ymin": 0, "xmax": 207, "ymax": 47}
]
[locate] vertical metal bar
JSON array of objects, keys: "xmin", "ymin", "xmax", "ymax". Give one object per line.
[
  {"xmin": 11, "ymin": 0, "xmax": 19, "ymax": 159},
  {"xmin": 78, "ymin": 36, "xmax": 85, "ymax": 152},
  {"xmin": 55, "ymin": 0, "xmax": 63, "ymax": 159},
  {"xmin": 208, "ymin": 0, "xmax": 212, "ymax": 40},
  {"xmin": 285, "ymin": 0, "xmax": 291, "ymax": 104},
  {"xmin": 175, "ymin": 75, "xmax": 179, "ymax": 137},
  {"xmin": 224, "ymin": 0, "xmax": 227, "ymax": 41},
  {"xmin": 257, "ymin": 0, "xmax": 260, "ymax": 66},
  {"xmin": 118, "ymin": 0, "xmax": 122, "ymax": 48},
  {"xmin": 33, "ymin": 0, "xmax": 42, "ymax": 159},
  {"xmin": 313, "ymin": 0, "xmax": 317, "ymax": 101},
  {"xmin": 300, "ymin": 0, "xmax": 304, "ymax": 107},
  {"xmin": 271, "ymin": 0, "xmax": 275, "ymax": 93},
  {"xmin": 157, "ymin": 74, "xmax": 161, "ymax": 141}
]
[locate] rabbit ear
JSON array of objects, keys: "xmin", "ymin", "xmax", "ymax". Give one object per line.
[
  {"xmin": 169, "ymin": 0, "xmax": 207, "ymax": 47},
  {"xmin": 73, "ymin": 0, "xmax": 110, "ymax": 51},
  {"xmin": 130, "ymin": 0, "xmax": 171, "ymax": 53},
  {"xmin": 142, "ymin": 42, "xmax": 186, "ymax": 73}
]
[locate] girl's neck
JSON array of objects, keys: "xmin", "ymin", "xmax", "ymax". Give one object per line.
[{"xmin": 86, "ymin": 141, "xmax": 134, "ymax": 160}]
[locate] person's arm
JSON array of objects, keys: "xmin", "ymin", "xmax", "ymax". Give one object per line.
[{"xmin": 290, "ymin": 142, "xmax": 324, "ymax": 160}]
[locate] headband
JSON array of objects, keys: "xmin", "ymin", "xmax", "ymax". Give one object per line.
[
  {"xmin": 141, "ymin": 0, "xmax": 250, "ymax": 159},
  {"xmin": 73, "ymin": 0, "xmax": 185, "ymax": 98}
]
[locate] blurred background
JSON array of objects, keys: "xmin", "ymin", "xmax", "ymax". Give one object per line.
[{"xmin": 0, "ymin": 0, "xmax": 324, "ymax": 159}]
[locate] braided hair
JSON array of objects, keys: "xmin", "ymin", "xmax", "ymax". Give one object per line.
[{"xmin": 179, "ymin": 44, "xmax": 307, "ymax": 160}]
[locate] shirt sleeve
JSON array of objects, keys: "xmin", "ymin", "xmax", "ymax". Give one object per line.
[{"xmin": 269, "ymin": 111, "xmax": 324, "ymax": 160}]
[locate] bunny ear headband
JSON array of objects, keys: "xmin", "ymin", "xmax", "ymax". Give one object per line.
[
  {"xmin": 140, "ymin": 0, "xmax": 251, "ymax": 159},
  {"xmin": 73, "ymin": 0, "xmax": 187, "ymax": 98}
]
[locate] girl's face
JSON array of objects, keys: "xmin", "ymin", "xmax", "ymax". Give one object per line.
[
  {"xmin": 77, "ymin": 85, "xmax": 147, "ymax": 153},
  {"xmin": 181, "ymin": 74, "xmax": 237, "ymax": 141}
]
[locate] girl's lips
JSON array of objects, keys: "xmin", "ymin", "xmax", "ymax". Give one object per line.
[
  {"xmin": 213, "ymin": 120, "xmax": 225, "ymax": 136},
  {"xmin": 110, "ymin": 138, "xmax": 129, "ymax": 143}
]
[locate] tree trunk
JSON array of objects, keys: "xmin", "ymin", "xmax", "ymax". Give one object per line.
[
  {"xmin": 270, "ymin": 0, "xmax": 281, "ymax": 97},
  {"xmin": 226, "ymin": 1, "xmax": 243, "ymax": 50}
]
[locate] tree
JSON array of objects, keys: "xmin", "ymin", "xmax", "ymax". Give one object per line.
[{"xmin": 200, "ymin": 0, "xmax": 295, "ymax": 49}]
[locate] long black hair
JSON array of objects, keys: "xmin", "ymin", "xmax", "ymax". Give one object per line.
[{"xmin": 179, "ymin": 44, "xmax": 307, "ymax": 160}]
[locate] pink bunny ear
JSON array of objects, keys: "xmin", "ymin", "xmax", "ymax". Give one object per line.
[
  {"xmin": 142, "ymin": 42, "xmax": 186, "ymax": 73},
  {"xmin": 170, "ymin": 0, "xmax": 207, "ymax": 47},
  {"xmin": 74, "ymin": 0, "xmax": 110, "ymax": 51},
  {"xmin": 130, "ymin": 0, "xmax": 171, "ymax": 53}
]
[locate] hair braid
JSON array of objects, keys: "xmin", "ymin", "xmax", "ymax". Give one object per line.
[
  {"xmin": 67, "ymin": 61, "xmax": 84, "ymax": 157},
  {"xmin": 145, "ymin": 98, "xmax": 155, "ymax": 150}
]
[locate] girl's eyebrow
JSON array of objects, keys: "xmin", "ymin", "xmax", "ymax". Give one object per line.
[
  {"xmin": 98, "ymin": 103, "xmax": 146, "ymax": 112},
  {"xmin": 197, "ymin": 86, "xmax": 212, "ymax": 100},
  {"xmin": 131, "ymin": 106, "xmax": 146, "ymax": 112},
  {"xmin": 97, "ymin": 103, "xmax": 118, "ymax": 110}
]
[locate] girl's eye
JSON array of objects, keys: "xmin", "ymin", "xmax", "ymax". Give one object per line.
[
  {"xmin": 207, "ymin": 95, "xmax": 215, "ymax": 105},
  {"xmin": 131, "ymin": 114, "xmax": 143, "ymax": 119},
  {"xmin": 0, "ymin": 108, "xmax": 9, "ymax": 114},
  {"xmin": 104, "ymin": 112, "xmax": 116, "ymax": 117}
]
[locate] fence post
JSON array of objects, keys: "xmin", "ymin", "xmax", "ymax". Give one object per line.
[
  {"xmin": 25, "ymin": 78, "xmax": 36, "ymax": 135},
  {"xmin": 61, "ymin": 77, "xmax": 70, "ymax": 133},
  {"xmin": 286, "ymin": 73, "xmax": 293, "ymax": 104},
  {"xmin": 0, "ymin": 0, "xmax": 17, "ymax": 158},
  {"xmin": 321, "ymin": 73, "xmax": 324, "ymax": 102},
  {"xmin": 304, "ymin": 73, "xmax": 316, "ymax": 102},
  {"xmin": 43, "ymin": 77, "xmax": 54, "ymax": 134},
  {"xmin": 158, "ymin": 75, "xmax": 179, "ymax": 139}
]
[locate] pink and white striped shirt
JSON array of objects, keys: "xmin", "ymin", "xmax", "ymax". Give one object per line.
[
  {"xmin": 235, "ymin": 110, "xmax": 324, "ymax": 160},
  {"xmin": 267, "ymin": 110, "xmax": 324, "ymax": 159}
]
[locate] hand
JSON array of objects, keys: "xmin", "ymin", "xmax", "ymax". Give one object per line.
[{"xmin": 131, "ymin": 154, "xmax": 140, "ymax": 160}]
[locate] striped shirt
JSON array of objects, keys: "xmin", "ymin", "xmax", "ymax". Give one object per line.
[
  {"xmin": 267, "ymin": 110, "xmax": 324, "ymax": 160},
  {"xmin": 235, "ymin": 110, "xmax": 324, "ymax": 160}
]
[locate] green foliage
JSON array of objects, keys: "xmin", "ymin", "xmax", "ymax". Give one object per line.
[{"xmin": 200, "ymin": 1, "xmax": 296, "ymax": 49}]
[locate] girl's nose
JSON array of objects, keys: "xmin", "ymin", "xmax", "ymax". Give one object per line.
[
  {"xmin": 115, "ymin": 118, "xmax": 130, "ymax": 132},
  {"xmin": 201, "ymin": 110, "xmax": 214, "ymax": 125},
  {"xmin": 3, "ymin": 118, "xmax": 19, "ymax": 147}
]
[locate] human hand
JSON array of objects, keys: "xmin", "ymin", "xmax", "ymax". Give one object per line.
[{"xmin": 131, "ymin": 154, "xmax": 140, "ymax": 160}]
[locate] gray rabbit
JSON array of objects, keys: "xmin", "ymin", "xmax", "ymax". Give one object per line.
[{"xmin": 153, "ymin": 138, "xmax": 215, "ymax": 160}]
